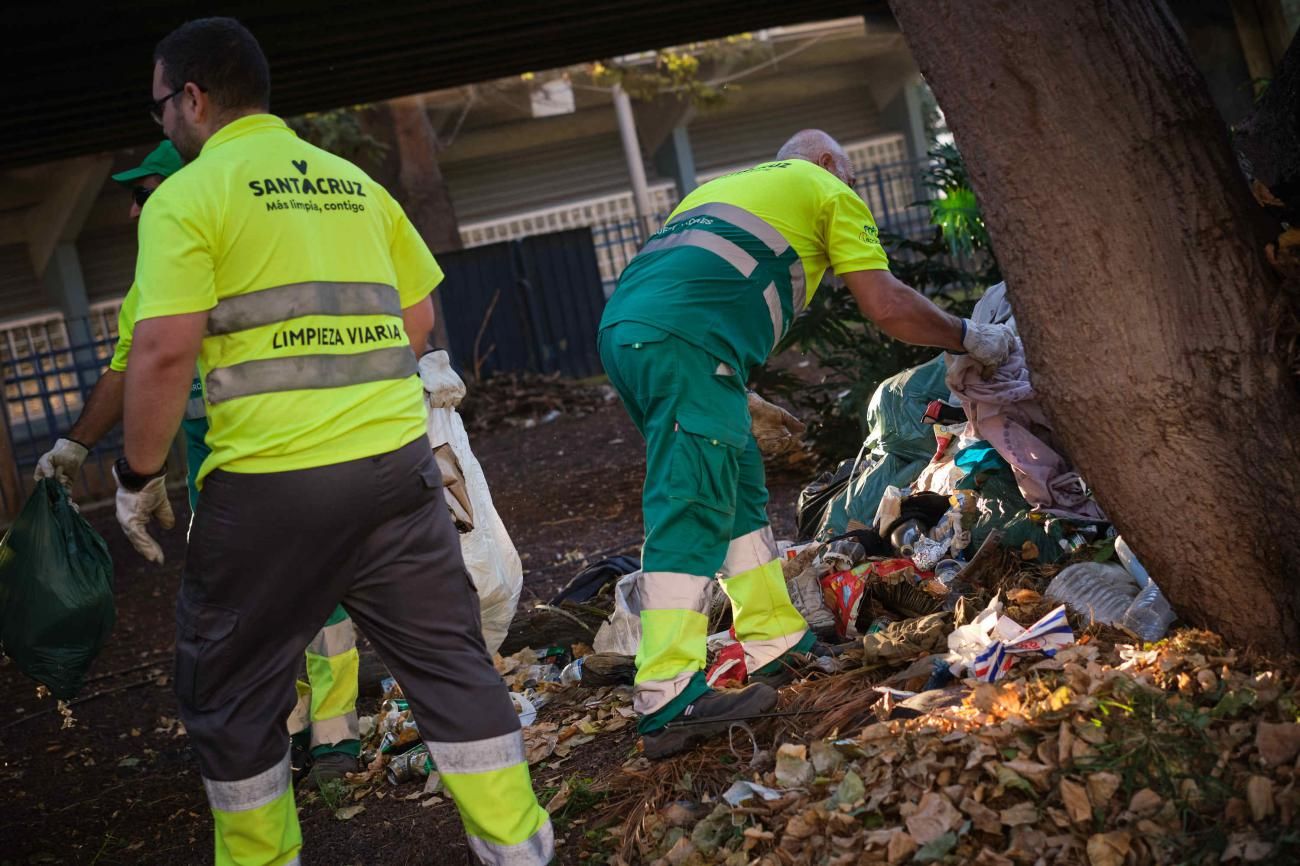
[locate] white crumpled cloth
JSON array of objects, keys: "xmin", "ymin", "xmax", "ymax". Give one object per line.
[{"xmin": 946, "ymin": 285, "xmax": 1105, "ymax": 521}]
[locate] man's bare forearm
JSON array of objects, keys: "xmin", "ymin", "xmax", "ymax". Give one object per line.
[
  {"xmin": 403, "ymin": 296, "xmax": 435, "ymax": 356},
  {"xmin": 843, "ymin": 269, "xmax": 965, "ymax": 351},
  {"xmin": 68, "ymin": 368, "xmax": 126, "ymax": 447},
  {"xmin": 124, "ymin": 313, "xmax": 207, "ymax": 473}
]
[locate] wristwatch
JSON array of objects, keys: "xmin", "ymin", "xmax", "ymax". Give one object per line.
[{"xmin": 114, "ymin": 457, "xmax": 166, "ymax": 492}]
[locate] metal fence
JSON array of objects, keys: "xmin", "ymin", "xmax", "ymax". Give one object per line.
[{"xmin": 0, "ymin": 307, "xmax": 188, "ymax": 520}]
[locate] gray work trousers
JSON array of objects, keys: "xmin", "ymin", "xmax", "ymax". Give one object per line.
[{"xmin": 175, "ymin": 437, "xmax": 519, "ymax": 782}]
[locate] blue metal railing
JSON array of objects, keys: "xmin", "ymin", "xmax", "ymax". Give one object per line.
[{"xmin": 0, "ymin": 315, "xmax": 188, "ymax": 518}]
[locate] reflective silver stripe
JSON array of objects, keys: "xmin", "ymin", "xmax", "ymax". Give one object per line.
[
  {"xmin": 738, "ymin": 629, "xmax": 808, "ymax": 673},
  {"xmin": 425, "ymin": 730, "xmax": 525, "ymax": 776},
  {"xmin": 639, "ymin": 229, "xmax": 757, "ymax": 277},
  {"xmin": 790, "ymin": 262, "xmax": 807, "ymax": 314},
  {"xmin": 205, "ymin": 345, "xmax": 417, "ymax": 405},
  {"xmin": 669, "ymin": 202, "xmax": 791, "ymax": 256},
  {"xmin": 183, "ymin": 395, "xmax": 207, "ymax": 420},
  {"xmin": 639, "ymin": 571, "xmax": 713, "ymax": 613},
  {"xmin": 309, "ymin": 712, "xmax": 360, "ymax": 748},
  {"xmin": 204, "ymin": 752, "xmax": 290, "ymax": 813},
  {"xmin": 634, "ymin": 672, "xmax": 700, "ymax": 715},
  {"xmin": 467, "ymin": 818, "xmax": 555, "ymax": 866},
  {"xmin": 762, "ymin": 282, "xmax": 784, "ymax": 347},
  {"xmin": 306, "ymin": 619, "xmax": 356, "ymax": 659},
  {"xmin": 720, "ymin": 526, "xmax": 779, "ymax": 578},
  {"xmin": 207, "ymin": 281, "xmax": 401, "ymax": 336}
]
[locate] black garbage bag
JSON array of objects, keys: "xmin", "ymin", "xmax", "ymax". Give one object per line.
[
  {"xmin": 795, "ymin": 458, "xmax": 857, "ymax": 541},
  {"xmin": 0, "ymin": 479, "xmax": 114, "ymax": 699},
  {"xmin": 549, "ymin": 555, "xmax": 640, "ymax": 605}
]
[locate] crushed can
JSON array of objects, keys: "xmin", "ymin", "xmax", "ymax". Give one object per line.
[{"xmin": 386, "ymin": 744, "xmax": 433, "ymax": 786}]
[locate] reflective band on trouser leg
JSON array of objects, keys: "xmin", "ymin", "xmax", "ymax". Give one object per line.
[
  {"xmin": 304, "ymin": 608, "xmax": 360, "ymax": 752},
  {"xmin": 205, "ymin": 752, "xmax": 302, "ymax": 866},
  {"xmin": 719, "ymin": 527, "xmax": 809, "ymax": 674},
  {"xmin": 635, "ymin": 571, "xmax": 714, "ymax": 719},
  {"xmin": 426, "ymin": 732, "xmax": 554, "ymax": 866}
]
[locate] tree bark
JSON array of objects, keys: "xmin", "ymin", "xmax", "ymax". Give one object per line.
[
  {"xmin": 888, "ymin": 0, "xmax": 1300, "ymax": 651},
  {"xmin": 365, "ymin": 95, "xmax": 462, "ymax": 350}
]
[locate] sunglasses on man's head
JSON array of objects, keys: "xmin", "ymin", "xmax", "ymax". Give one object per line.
[{"xmin": 132, "ymin": 186, "xmax": 154, "ymax": 207}]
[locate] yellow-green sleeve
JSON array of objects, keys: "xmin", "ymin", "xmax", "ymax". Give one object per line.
[
  {"xmin": 382, "ymin": 187, "xmax": 444, "ymax": 307},
  {"xmin": 108, "ymin": 284, "xmax": 141, "ymax": 372},
  {"xmin": 824, "ymin": 186, "xmax": 891, "ymax": 276},
  {"xmin": 133, "ymin": 182, "xmax": 218, "ymax": 322}
]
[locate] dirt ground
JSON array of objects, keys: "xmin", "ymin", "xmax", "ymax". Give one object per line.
[{"xmin": 0, "ymin": 400, "xmax": 805, "ymax": 865}]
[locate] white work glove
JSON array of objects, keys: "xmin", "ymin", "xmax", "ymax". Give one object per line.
[
  {"xmin": 418, "ymin": 349, "xmax": 467, "ymax": 409},
  {"xmin": 112, "ymin": 470, "xmax": 175, "ymax": 565},
  {"xmin": 748, "ymin": 391, "xmax": 807, "ymax": 457},
  {"xmin": 34, "ymin": 438, "xmax": 89, "ymax": 489},
  {"xmin": 961, "ymin": 320, "xmax": 1017, "ymax": 369}
]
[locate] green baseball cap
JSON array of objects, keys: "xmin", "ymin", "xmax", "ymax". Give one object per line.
[{"xmin": 111, "ymin": 140, "xmax": 184, "ymax": 186}]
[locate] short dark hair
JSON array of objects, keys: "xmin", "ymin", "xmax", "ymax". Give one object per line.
[{"xmin": 155, "ymin": 17, "xmax": 270, "ymax": 113}]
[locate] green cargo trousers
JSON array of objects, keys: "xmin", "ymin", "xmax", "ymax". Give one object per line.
[{"xmin": 599, "ymin": 321, "xmax": 810, "ymax": 733}]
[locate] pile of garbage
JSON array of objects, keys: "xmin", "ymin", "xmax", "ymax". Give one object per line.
[
  {"xmin": 600, "ymin": 625, "xmax": 1300, "ymax": 866},
  {"xmin": 791, "ymin": 283, "xmax": 1177, "ymax": 648},
  {"xmin": 345, "ymin": 646, "xmax": 635, "ymax": 796}
]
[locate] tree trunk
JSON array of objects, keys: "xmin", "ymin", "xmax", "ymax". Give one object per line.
[
  {"xmin": 365, "ymin": 95, "xmax": 462, "ymax": 351},
  {"xmin": 888, "ymin": 0, "xmax": 1300, "ymax": 651}
]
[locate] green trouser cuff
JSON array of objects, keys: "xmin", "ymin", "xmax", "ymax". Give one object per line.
[
  {"xmin": 638, "ymin": 671, "xmax": 711, "ymax": 734},
  {"xmin": 323, "ymin": 604, "xmax": 350, "ymax": 627},
  {"xmin": 754, "ymin": 630, "xmax": 816, "ymax": 677},
  {"xmin": 311, "ymin": 739, "xmax": 360, "ymax": 759}
]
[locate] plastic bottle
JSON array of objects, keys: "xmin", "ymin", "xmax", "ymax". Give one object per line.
[
  {"xmin": 1113, "ymin": 536, "xmax": 1151, "ymax": 588},
  {"xmin": 559, "ymin": 657, "xmax": 585, "ymax": 685},
  {"xmin": 1044, "ymin": 563, "xmax": 1139, "ymax": 626},
  {"xmin": 1118, "ymin": 582, "xmax": 1175, "ymax": 642}
]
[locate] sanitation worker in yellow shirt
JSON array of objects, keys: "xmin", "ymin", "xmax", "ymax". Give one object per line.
[
  {"xmin": 120, "ymin": 17, "xmax": 551, "ymax": 866},
  {"xmin": 598, "ymin": 129, "xmax": 1015, "ymax": 759}
]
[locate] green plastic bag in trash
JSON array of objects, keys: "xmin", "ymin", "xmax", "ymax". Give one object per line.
[
  {"xmin": 819, "ymin": 354, "xmax": 951, "ymax": 538},
  {"xmin": 0, "ymin": 479, "xmax": 114, "ymax": 699}
]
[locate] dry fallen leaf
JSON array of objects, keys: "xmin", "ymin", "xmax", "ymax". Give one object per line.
[
  {"xmin": 1255, "ymin": 722, "xmax": 1300, "ymax": 767},
  {"xmin": 905, "ymin": 792, "xmax": 961, "ymax": 845},
  {"xmin": 1246, "ymin": 776, "xmax": 1275, "ymax": 822},
  {"xmin": 1085, "ymin": 831, "xmax": 1130, "ymax": 866},
  {"xmin": 1127, "ymin": 788, "xmax": 1162, "ymax": 816},
  {"xmin": 960, "ymin": 796, "xmax": 1001, "ymax": 835},
  {"xmin": 1060, "ymin": 778, "xmax": 1092, "ymax": 824},
  {"xmin": 999, "ymin": 801, "xmax": 1038, "ymax": 826},
  {"xmin": 886, "ymin": 830, "xmax": 917, "ymax": 865},
  {"xmin": 1003, "ymin": 760, "xmax": 1053, "ymax": 791},
  {"xmin": 334, "ymin": 804, "xmax": 365, "ymax": 821},
  {"xmin": 1086, "ymin": 771, "xmax": 1121, "ymax": 808},
  {"xmin": 973, "ymin": 848, "xmax": 1014, "ymax": 866}
]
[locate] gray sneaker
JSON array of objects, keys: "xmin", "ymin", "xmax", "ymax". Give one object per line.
[{"xmin": 641, "ymin": 683, "xmax": 777, "ymax": 760}]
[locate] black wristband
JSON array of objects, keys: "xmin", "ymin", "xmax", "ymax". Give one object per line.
[{"xmin": 114, "ymin": 457, "xmax": 166, "ymax": 492}]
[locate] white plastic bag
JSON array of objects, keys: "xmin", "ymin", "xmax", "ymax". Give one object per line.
[
  {"xmin": 420, "ymin": 351, "xmax": 522, "ymax": 655},
  {"xmin": 593, "ymin": 571, "xmax": 642, "ymax": 655}
]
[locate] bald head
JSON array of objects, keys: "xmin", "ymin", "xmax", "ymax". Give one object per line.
[{"xmin": 776, "ymin": 129, "xmax": 855, "ymax": 187}]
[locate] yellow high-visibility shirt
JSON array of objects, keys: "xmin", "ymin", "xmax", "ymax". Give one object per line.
[
  {"xmin": 132, "ymin": 114, "xmax": 441, "ymax": 485},
  {"xmin": 670, "ymin": 158, "xmax": 890, "ymax": 305}
]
